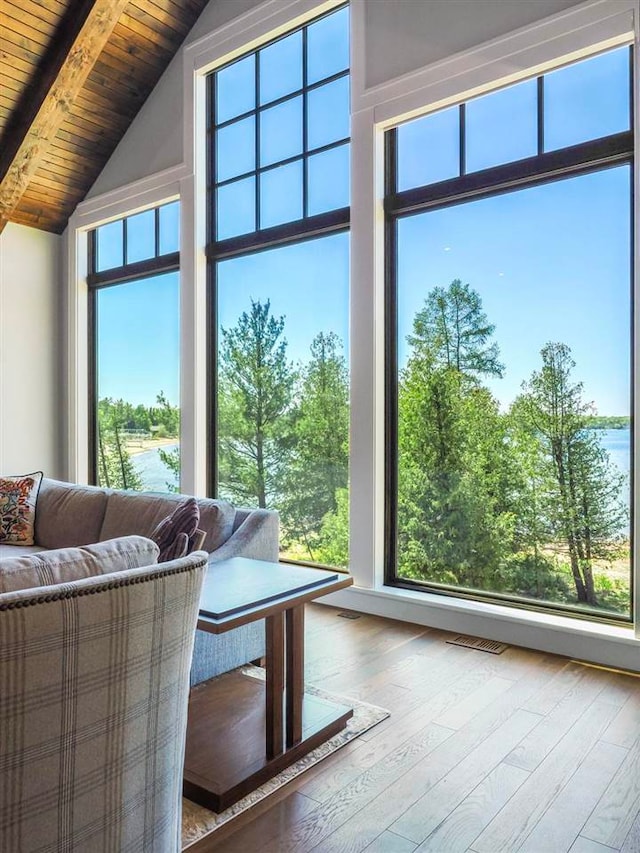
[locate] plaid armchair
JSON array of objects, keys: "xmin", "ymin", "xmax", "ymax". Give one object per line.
[{"xmin": 0, "ymin": 552, "xmax": 207, "ymax": 852}]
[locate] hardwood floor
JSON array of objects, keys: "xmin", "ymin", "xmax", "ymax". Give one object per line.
[{"xmin": 189, "ymin": 603, "xmax": 640, "ymax": 853}]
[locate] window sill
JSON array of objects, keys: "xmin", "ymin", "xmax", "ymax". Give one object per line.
[{"xmin": 320, "ymin": 581, "xmax": 640, "ymax": 673}]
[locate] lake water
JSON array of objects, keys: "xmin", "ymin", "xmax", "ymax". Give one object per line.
[
  {"xmin": 133, "ymin": 442, "xmax": 179, "ymax": 491},
  {"xmin": 599, "ymin": 428, "xmax": 631, "ymax": 478}
]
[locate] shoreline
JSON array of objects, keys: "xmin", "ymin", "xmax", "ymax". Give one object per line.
[{"xmin": 125, "ymin": 438, "xmax": 178, "ymax": 457}]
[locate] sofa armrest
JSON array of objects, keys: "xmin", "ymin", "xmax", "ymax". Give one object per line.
[{"xmin": 208, "ymin": 508, "xmax": 279, "ymax": 563}]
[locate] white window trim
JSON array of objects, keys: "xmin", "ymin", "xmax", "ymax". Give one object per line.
[{"xmin": 65, "ymin": 168, "xmax": 183, "ymax": 487}]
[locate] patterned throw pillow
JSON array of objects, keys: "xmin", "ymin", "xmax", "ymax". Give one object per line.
[
  {"xmin": 150, "ymin": 497, "xmax": 201, "ymax": 563},
  {"xmin": 0, "ymin": 472, "xmax": 43, "ymax": 546}
]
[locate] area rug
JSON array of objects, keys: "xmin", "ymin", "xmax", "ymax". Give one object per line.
[{"xmin": 181, "ymin": 668, "xmax": 389, "ymax": 849}]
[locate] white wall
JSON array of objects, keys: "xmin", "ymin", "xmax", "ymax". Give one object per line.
[
  {"xmin": 364, "ymin": 0, "xmax": 584, "ymax": 89},
  {"xmin": 0, "ymin": 224, "xmax": 63, "ymax": 478},
  {"xmin": 87, "ymin": 0, "xmax": 583, "ymax": 197}
]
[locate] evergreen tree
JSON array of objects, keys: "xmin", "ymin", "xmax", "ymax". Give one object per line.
[
  {"xmin": 96, "ymin": 398, "xmax": 143, "ymax": 490},
  {"xmin": 515, "ymin": 343, "xmax": 626, "ymax": 606},
  {"xmin": 217, "ymin": 300, "xmax": 296, "ymax": 508},
  {"xmin": 409, "ymin": 279, "xmax": 504, "ymax": 378},
  {"xmin": 280, "ymin": 332, "xmax": 349, "ymax": 562},
  {"xmin": 397, "ymin": 281, "xmax": 513, "ymax": 587}
]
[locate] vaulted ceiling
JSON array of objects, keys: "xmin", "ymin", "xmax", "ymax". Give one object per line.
[{"xmin": 0, "ymin": 0, "xmax": 210, "ymax": 234}]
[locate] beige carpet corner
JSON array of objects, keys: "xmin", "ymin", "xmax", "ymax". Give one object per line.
[{"xmin": 181, "ymin": 679, "xmax": 389, "ymax": 849}]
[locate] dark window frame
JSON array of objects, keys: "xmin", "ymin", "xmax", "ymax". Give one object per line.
[
  {"xmin": 207, "ymin": 4, "xmax": 350, "ymax": 252},
  {"xmin": 87, "ymin": 206, "xmax": 181, "ymax": 485},
  {"xmin": 384, "ymin": 47, "xmax": 635, "ymax": 624},
  {"xmin": 205, "ymin": 4, "xmax": 351, "ymax": 521}
]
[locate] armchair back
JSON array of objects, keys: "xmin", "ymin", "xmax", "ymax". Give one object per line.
[{"xmin": 0, "ymin": 552, "xmax": 207, "ymax": 853}]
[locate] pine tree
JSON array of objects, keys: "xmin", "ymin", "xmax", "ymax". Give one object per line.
[
  {"xmin": 515, "ymin": 343, "xmax": 626, "ymax": 606},
  {"xmin": 217, "ymin": 300, "xmax": 296, "ymax": 508},
  {"xmin": 280, "ymin": 332, "xmax": 349, "ymax": 562}
]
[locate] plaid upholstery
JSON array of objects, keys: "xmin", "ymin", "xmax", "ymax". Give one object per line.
[{"xmin": 0, "ymin": 552, "xmax": 207, "ymax": 852}]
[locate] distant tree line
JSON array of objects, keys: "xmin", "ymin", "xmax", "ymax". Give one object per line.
[{"xmin": 583, "ymin": 415, "xmax": 630, "ymax": 430}]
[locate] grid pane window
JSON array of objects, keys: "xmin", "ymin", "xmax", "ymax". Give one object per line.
[
  {"xmin": 207, "ymin": 7, "xmax": 351, "ymax": 570},
  {"xmin": 96, "ymin": 220, "xmax": 123, "ymax": 271},
  {"xmin": 307, "ymin": 143, "xmax": 350, "ymax": 215},
  {"xmin": 209, "ymin": 5, "xmax": 350, "ymax": 241},
  {"xmin": 126, "ymin": 210, "xmax": 155, "ymax": 264},
  {"xmin": 89, "ymin": 203, "xmax": 181, "ymax": 493},
  {"xmin": 544, "ymin": 47, "xmax": 630, "ymax": 151},
  {"xmin": 307, "ymin": 5, "xmax": 349, "ymax": 84},
  {"xmin": 396, "ymin": 45, "xmax": 632, "ymax": 193},
  {"xmin": 260, "ymin": 98, "xmax": 303, "ymax": 166},
  {"xmin": 259, "ymin": 31, "xmax": 303, "ymax": 104},
  {"xmin": 307, "ymin": 76, "xmax": 350, "ymax": 150},
  {"xmin": 158, "ymin": 201, "xmax": 180, "ymax": 255},
  {"xmin": 216, "ymin": 177, "xmax": 256, "ymax": 240},
  {"xmin": 260, "ymin": 162, "xmax": 303, "ymax": 228},
  {"xmin": 216, "ymin": 116, "xmax": 255, "ymax": 181},
  {"xmin": 465, "ymin": 78, "xmax": 538, "ymax": 172},
  {"xmin": 216, "ymin": 55, "xmax": 255, "ymax": 124},
  {"xmin": 397, "ymin": 106, "xmax": 460, "ymax": 191}
]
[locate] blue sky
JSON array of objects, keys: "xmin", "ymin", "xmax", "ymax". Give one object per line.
[
  {"xmin": 398, "ymin": 165, "xmax": 631, "ymax": 414},
  {"xmin": 96, "ymin": 40, "xmax": 631, "ymax": 419},
  {"xmin": 97, "ymin": 272, "xmax": 180, "ymax": 406}
]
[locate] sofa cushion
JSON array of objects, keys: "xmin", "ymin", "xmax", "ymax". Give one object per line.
[
  {"xmin": 100, "ymin": 491, "xmax": 235, "ymax": 553},
  {"xmin": 0, "ymin": 536, "xmax": 159, "ymax": 593},
  {"xmin": 0, "ymin": 543, "xmax": 47, "ymax": 560},
  {"xmin": 35, "ymin": 478, "xmax": 109, "ymax": 549},
  {"xmin": 0, "ymin": 472, "xmax": 43, "ymax": 545}
]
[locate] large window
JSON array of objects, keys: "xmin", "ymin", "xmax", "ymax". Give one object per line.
[
  {"xmin": 89, "ymin": 202, "xmax": 181, "ymax": 492},
  {"xmin": 386, "ymin": 47, "xmax": 633, "ymax": 620},
  {"xmin": 208, "ymin": 5, "xmax": 350, "ymax": 567}
]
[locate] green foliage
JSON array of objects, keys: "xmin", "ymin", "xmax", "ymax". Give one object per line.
[
  {"xmin": 217, "ymin": 300, "xmax": 297, "ymax": 508},
  {"xmin": 315, "ymin": 487, "xmax": 350, "ymax": 568},
  {"xmin": 397, "ymin": 281, "xmax": 514, "ymax": 589},
  {"xmin": 150, "ymin": 391, "xmax": 180, "ymax": 437},
  {"xmin": 158, "ymin": 446, "xmax": 181, "ymax": 493},
  {"xmin": 498, "ymin": 553, "xmax": 573, "ymax": 602},
  {"xmin": 280, "ymin": 332, "xmax": 349, "ymax": 563},
  {"xmin": 409, "ymin": 279, "xmax": 504, "ymax": 379},
  {"xmin": 395, "ymin": 281, "xmax": 629, "ymax": 616},
  {"xmin": 514, "ymin": 342, "xmax": 626, "ymax": 606},
  {"xmin": 97, "ymin": 398, "xmax": 143, "ymax": 491}
]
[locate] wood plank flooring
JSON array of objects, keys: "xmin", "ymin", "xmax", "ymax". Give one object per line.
[{"xmin": 188, "ymin": 604, "xmax": 640, "ymax": 853}]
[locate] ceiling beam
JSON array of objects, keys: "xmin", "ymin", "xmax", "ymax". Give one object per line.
[{"xmin": 0, "ymin": 0, "xmax": 131, "ymax": 234}]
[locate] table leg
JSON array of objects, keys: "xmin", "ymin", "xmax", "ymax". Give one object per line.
[
  {"xmin": 265, "ymin": 611, "xmax": 284, "ymax": 759},
  {"xmin": 285, "ymin": 605, "xmax": 304, "ymax": 747}
]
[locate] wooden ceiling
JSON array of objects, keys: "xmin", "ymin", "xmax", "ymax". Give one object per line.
[{"xmin": 0, "ymin": 0, "xmax": 210, "ymax": 234}]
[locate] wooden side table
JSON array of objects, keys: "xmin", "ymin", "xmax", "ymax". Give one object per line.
[{"xmin": 183, "ymin": 557, "xmax": 353, "ymax": 812}]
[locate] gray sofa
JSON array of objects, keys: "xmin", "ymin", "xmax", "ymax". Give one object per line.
[{"xmin": 0, "ymin": 477, "xmax": 280, "ymax": 685}]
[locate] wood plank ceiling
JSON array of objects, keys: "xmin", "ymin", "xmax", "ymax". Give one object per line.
[{"xmin": 0, "ymin": 0, "xmax": 210, "ymax": 234}]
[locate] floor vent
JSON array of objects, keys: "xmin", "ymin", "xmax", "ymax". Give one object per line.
[
  {"xmin": 337, "ymin": 611, "xmax": 361, "ymax": 620},
  {"xmin": 447, "ymin": 635, "xmax": 508, "ymax": 654}
]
